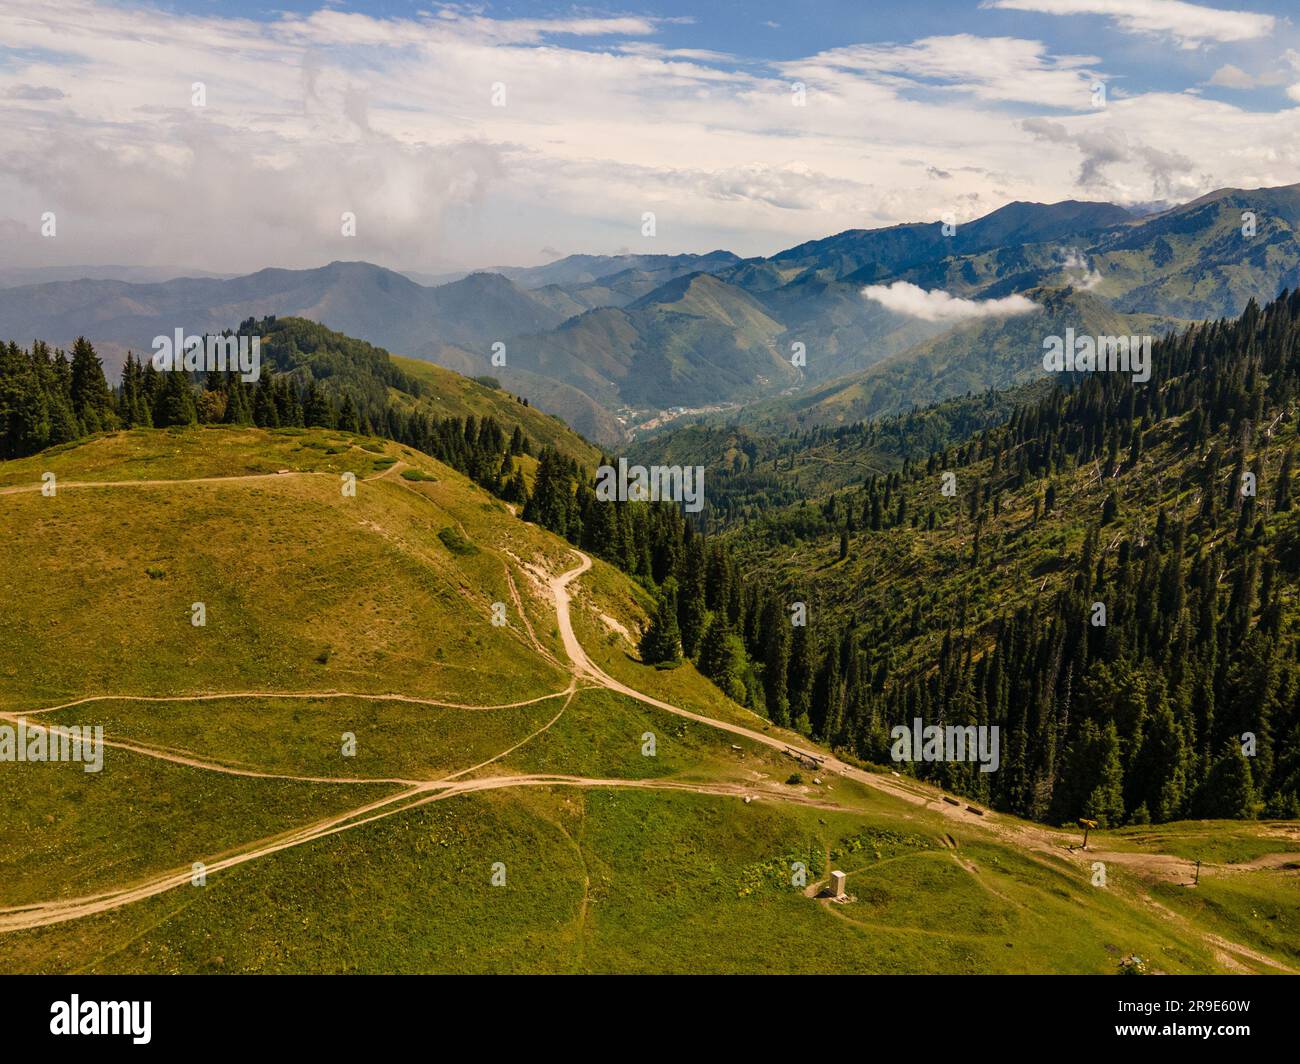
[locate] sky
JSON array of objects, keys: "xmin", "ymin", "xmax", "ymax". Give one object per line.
[{"xmin": 3, "ymin": 0, "xmax": 1300, "ymax": 275}]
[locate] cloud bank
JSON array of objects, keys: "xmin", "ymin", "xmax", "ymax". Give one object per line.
[{"xmin": 1, "ymin": 1, "xmax": 1298, "ymax": 273}]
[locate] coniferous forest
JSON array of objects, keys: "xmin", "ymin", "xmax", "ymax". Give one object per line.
[
  {"xmin": 524, "ymin": 291, "xmax": 1300, "ymax": 827},
  {"xmin": 6, "ymin": 293, "xmax": 1300, "ymax": 827},
  {"xmin": 14, "ymin": 0, "xmax": 1300, "ymax": 990},
  {"xmin": 0, "ymin": 317, "xmax": 535, "ymax": 503}
]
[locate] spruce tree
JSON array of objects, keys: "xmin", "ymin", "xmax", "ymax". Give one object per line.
[
  {"xmin": 676, "ymin": 536, "xmax": 708, "ymax": 659},
  {"xmin": 787, "ymin": 621, "xmax": 814, "ymax": 726},
  {"xmin": 639, "ymin": 580, "xmax": 682, "ymax": 665},
  {"xmin": 762, "ymin": 600, "xmax": 791, "ymax": 726},
  {"xmin": 337, "ymin": 392, "xmax": 360, "ymax": 433},
  {"xmin": 303, "ymin": 380, "xmax": 335, "ymax": 428},
  {"xmin": 68, "ymin": 337, "xmax": 116, "ymax": 433},
  {"xmin": 1194, "ymin": 742, "xmax": 1256, "ymax": 819},
  {"xmin": 699, "ymin": 614, "xmax": 745, "ymax": 701},
  {"xmin": 1083, "ymin": 722, "xmax": 1125, "ymax": 827},
  {"xmin": 154, "ymin": 370, "xmax": 197, "ymax": 426}
]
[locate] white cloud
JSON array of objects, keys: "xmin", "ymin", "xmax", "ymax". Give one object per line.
[
  {"xmin": 0, "ymin": 1, "xmax": 1297, "ymax": 273},
  {"xmin": 615, "ymin": 43, "xmax": 737, "ymax": 63},
  {"xmin": 791, "ymin": 34, "xmax": 1101, "ymax": 109},
  {"xmin": 1061, "ymin": 247, "xmax": 1104, "ymax": 289},
  {"xmin": 861, "ymin": 282, "xmax": 1041, "ymax": 321},
  {"xmin": 4, "ymin": 84, "xmax": 65, "ymax": 100},
  {"xmin": 1208, "ymin": 64, "xmax": 1258, "ymax": 89},
  {"xmin": 982, "ymin": 0, "xmax": 1275, "ymax": 49}
]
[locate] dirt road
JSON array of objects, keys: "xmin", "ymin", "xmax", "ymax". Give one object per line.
[
  {"xmin": 549, "ymin": 550, "xmax": 1008, "ymax": 834},
  {"xmin": 0, "ymin": 772, "xmax": 851, "ymax": 932},
  {"xmin": 2, "ymin": 500, "xmax": 1293, "ymax": 978}
]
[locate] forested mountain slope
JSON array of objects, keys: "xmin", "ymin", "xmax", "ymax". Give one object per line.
[{"xmin": 533, "ymin": 291, "xmax": 1300, "ymax": 827}]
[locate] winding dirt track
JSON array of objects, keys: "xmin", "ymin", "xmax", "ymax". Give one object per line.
[
  {"xmin": 550, "ymin": 550, "xmax": 1005, "ymax": 831},
  {"xmin": 3, "ymin": 475, "xmax": 1296, "ymax": 973},
  {"xmin": 0, "ymin": 773, "xmax": 850, "ymax": 932},
  {"xmin": 0, "ymin": 461, "xmax": 405, "ymax": 497},
  {"xmin": 16, "ymin": 687, "xmax": 578, "ymax": 718}
]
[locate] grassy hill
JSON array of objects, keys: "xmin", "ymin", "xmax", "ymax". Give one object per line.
[
  {"xmin": 0, "ymin": 423, "xmax": 1296, "ymax": 973},
  {"xmin": 383, "ymin": 354, "xmax": 607, "ymax": 463}
]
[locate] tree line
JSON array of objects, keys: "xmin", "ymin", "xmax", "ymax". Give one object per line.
[
  {"xmin": 7, "ymin": 293, "xmax": 1299, "ymax": 824},
  {"xmin": 0, "ymin": 324, "xmax": 535, "ymax": 501},
  {"xmin": 526, "ymin": 290, "xmax": 1300, "ymax": 824}
]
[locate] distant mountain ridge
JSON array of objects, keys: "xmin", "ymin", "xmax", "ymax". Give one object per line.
[
  {"xmin": 735, "ymin": 286, "xmax": 1179, "ymax": 433},
  {"xmin": 3, "ymin": 184, "xmax": 1298, "ymax": 445},
  {"xmin": 0, "ymin": 265, "xmax": 236, "ymax": 287}
]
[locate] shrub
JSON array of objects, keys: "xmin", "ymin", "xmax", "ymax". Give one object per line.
[{"xmin": 438, "ymin": 527, "xmax": 478, "ymax": 555}]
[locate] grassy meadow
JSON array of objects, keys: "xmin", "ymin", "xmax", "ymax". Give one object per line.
[{"xmin": 0, "ymin": 425, "xmax": 1295, "ymax": 974}]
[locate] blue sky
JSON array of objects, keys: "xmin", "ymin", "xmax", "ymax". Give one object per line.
[
  {"xmin": 3, "ymin": 0, "xmax": 1299, "ymax": 272},
  {"xmin": 158, "ymin": 0, "xmax": 1300, "ymax": 105}
]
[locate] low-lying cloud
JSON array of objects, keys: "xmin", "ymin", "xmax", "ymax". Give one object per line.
[
  {"xmin": 1061, "ymin": 247, "xmax": 1103, "ymax": 290},
  {"xmin": 861, "ymin": 281, "xmax": 1040, "ymax": 322}
]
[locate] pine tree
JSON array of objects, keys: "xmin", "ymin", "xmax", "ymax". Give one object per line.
[
  {"xmin": 154, "ymin": 370, "xmax": 197, "ymax": 426},
  {"xmin": 1101, "ymin": 490, "xmax": 1119, "ymax": 524},
  {"xmin": 699, "ymin": 613, "xmax": 745, "ymax": 701},
  {"xmin": 1083, "ymin": 721, "xmax": 1125, "ymax": 827},
  {"xmin": 0, "ymin": 341, "xmax": 48, "ymax": 457},
  {"xmin": 337, "ymin": 392, "xmax": 361, "ymax": 433},
  {"xmin": 303, "ymin": 379, "xmax": 335, "ymax": 428},
  {"xmin": 522, "ymin": 448, "xmax": 573, "ymax": 539},
  {"xmin": 787, "ymin": 621, "xmax": 814, "ymax": 726},
  {"xmin": 253, "ymin": 375, "xmax": 281, "ymax": 428},
  {"xmin": 639, "ymin": 580, "xmax": 682, "ymax": 665},
  {"xmin": 68, "ymin": 337, "xmax": 116, "ymax": 433},
  {"xmin": 1193, "ymin": 742, "xmax": 1256, "ymax": 819},
  {"xmin": 676, "ymin": 536, "xmax": 708, "ymax": 659},
  {"xmin": 762, "ymin": 599, "xmax": 791, "ymax": 726},
  {"xmin": 1276, "ymin": 448, "xmax": 1294, "ymax": 512},
  {"xmin": 1131, "ymin": 699, "xmax": 1188, "ymax": 822}
]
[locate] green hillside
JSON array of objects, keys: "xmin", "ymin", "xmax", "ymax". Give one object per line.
[
  {"xmin": 724, "ymin": 287, "xmax": 1175, "ymax": 432},
  {"xmin": 508, "ymin": 273, "xmax": 799, "ymax": 409},
  {"xmin": 384, "ymin": 354, "xmax": 605, "ymax": 464},
  {"xmin": 632, "ymin": 292, "xmax": 1300, "ymax": 837},
  {"xmin": 2, "ymin": 423, "xmax": 1295, "ymax": 973},
  {"xmin": 254, "ymin": 316, "xmax": 602, "ymax": 468}
]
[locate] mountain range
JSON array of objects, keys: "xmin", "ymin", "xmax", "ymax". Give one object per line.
[{"xmin": 2, "ymin": 184, "xmax": 1298, "ymax": 448}]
